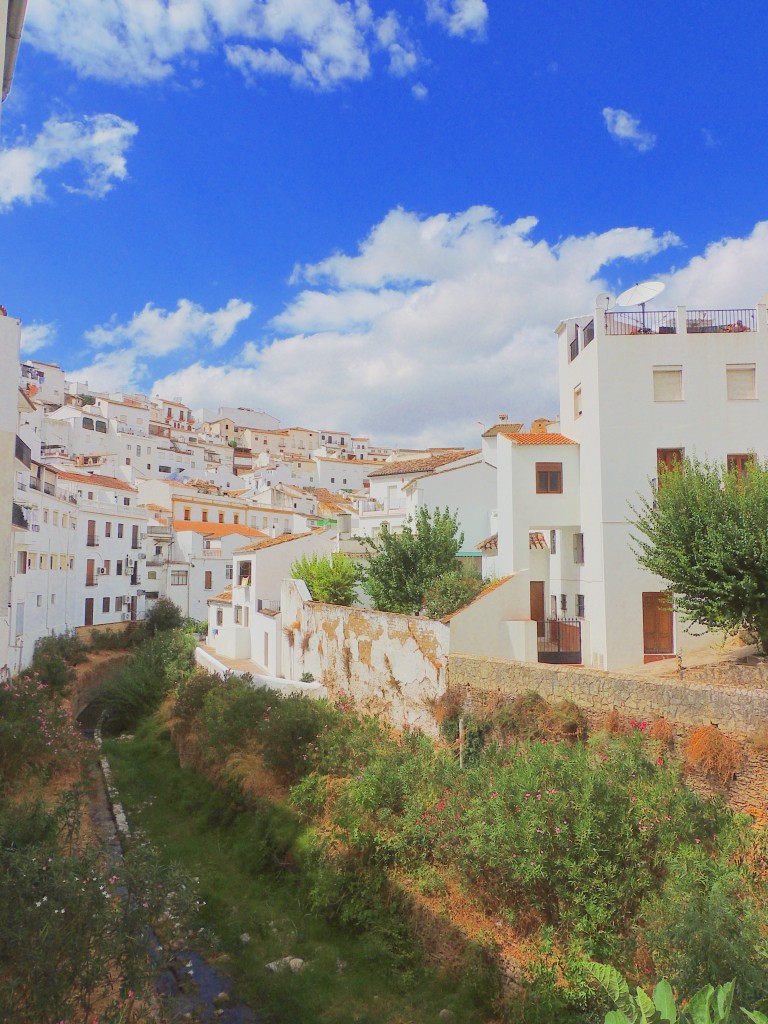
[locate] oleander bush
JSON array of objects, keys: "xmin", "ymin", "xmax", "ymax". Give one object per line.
[
  {"xmin": 0, "ymin": 671, "xmax": 87, "ymax": 784},
  {"xmin": 0, "ymin": 792, "xmax": 198, "ymax": 1024}
]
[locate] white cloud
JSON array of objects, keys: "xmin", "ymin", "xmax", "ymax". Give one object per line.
[
  {"xmin": 660, "ymin": 221, "xmax": 768, "ymax": 309},
  {"xmin": 602, "ymin": 107, "xmax": 656, "ymax": 153},
  {"xmin": 426, "ymin": 0, "xmax": 488, "ymax": 38},
  {"xmin": 21, "ymin": 322, "xmax": 57, "ymax": 355},
  {"xmin": 411, "ymin": 81, "xmax": 428, "ymax": 100},
  {"xmin": 72, "ymin": 298, "xmax": 253, "ymax": 391},
  {"xmin": 86, "ymin": 297, "xmax": 253, "ymax": 354},
  {"xmin": 0, "ymin": 114, "xmax": 138, "ymax": 211},
  {"xmin": 25, "ymin": 0, "xmax": 425, "ymax": 90},
  {"xmin": 151, "ymin": 207, "xmax": 684, "ymax": 447}
]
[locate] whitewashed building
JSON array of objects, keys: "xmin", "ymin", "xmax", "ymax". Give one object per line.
[
  {"xmin": 481, "ymin": 299, "xmax": 768, "ymax": 671},
  {"xmin": 207, "ymin": 529, "xmax": 335, "ymax": 675}
]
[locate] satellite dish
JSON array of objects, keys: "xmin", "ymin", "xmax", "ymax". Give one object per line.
[
  {"xmin": 594, "ymin": 291, "xmax": 615, "ymax": 310},
  {"xmin": 616, "ymin": 280, "xmax": 665, "ymax": 307},
  {"xmin": 616, "ymin": 280, "xmax": 666, "ymax": 332}
]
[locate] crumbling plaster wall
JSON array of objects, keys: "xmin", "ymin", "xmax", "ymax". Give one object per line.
[{"xmin": 281, "ymin": 578, "xmax": 448, "ymax": 735}]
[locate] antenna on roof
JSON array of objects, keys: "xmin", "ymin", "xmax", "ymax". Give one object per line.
[
  {"xmin": 616, "ymin": 280, "xmax": 665, "ymax": 332},
  {"xmin": 594, "ymin": 291, "xmax": 615, "ymax": 310}
]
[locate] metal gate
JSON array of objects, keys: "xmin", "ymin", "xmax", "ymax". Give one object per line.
[{"xmin": 537, "ymin": 618, "xmax": 582, "ymax": 664}]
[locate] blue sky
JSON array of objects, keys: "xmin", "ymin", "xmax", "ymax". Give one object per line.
[{"xmin": 2, "ymin": 0, "xmax": 768, "ymax": 446}]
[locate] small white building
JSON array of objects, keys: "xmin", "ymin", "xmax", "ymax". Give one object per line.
[{"xmin": 207, "ymin": 529, "xmax": 335, "ymax": 675}]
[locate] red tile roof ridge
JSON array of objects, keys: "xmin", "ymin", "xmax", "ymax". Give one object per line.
[
  {"xmin": 368, "ymin": 450, "xmax": 478, "ymax": 477},
  {"xmin": 173, "ymin": 521, "xmax": 267, "ymax": 538},
  {"xmin": 505, "ymin": 432, "xmax": 576, "ymax": 445},
  {"xmin": 57, "ymin": 471, "xmax": 138, "ymax": 492},
  {"xmin": 233, "ymin": 527, "xmax": 327, "ymax": 553}
]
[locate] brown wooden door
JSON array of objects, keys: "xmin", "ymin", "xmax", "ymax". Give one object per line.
[
  {"xmin": 530, "ymin": 581, "xmax": 545, "ymax": 637},
  {"xmin": 642, "ymin": 592, "xmax": 674, "ymax": 654},
  {"xmin": 657, "ymin": 448, "xmax": 684, "ymax": 478},
  {"xmin": 84, "ymin": 598, "xmax": 94, "ymax": 627}
]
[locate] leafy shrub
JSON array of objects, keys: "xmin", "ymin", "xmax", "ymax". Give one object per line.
[
  {"xmin": 33, "ymin": 630, "xmax": 89, "ymax": 666},
  {"xmin": 88, "ymin": 627, "xmax": 132, "ymax": 651},
  {"xmin": 28, "ymin": 630, "xmax": 89, "ymax": 692},
  {"xmin": 641, "ymin": 840, "xmax": 768, "ymax": 1005},
  {"xmin": 171, "ymin": 669, "xmax": 223, "ymax": 728},
  {"xmin": 587, "ymin": 961, "xmax": 768, "ymax": 1024},
  {"xmin": 290, "ymin": 552, "xmax": 357, "ymax": 606},
  {"xmin": 685, "ymin": 725, "xmax": 742, "ymax": 783},
  {"xmin": 132, "ymin": 597, "xmax": 183, "ymax": 643},
  {"xmin": 95, "ymin": 629, "xmax": 196, "ymax": 734},
  {"xmin": 423, "ymin": 570, "xmax": 486, "ymax": 619}
]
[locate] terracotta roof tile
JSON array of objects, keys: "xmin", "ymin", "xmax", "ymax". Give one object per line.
[
  {"xmin": 173, "ymin": 521, "xmax": 267, "ymax": 538},
  {"xmin": 481, "ymin": 422, "xmax": 524, "ymax": 437},
  {"xmin": 57, "ymin": 471, "xmax": 137, "ymax": 492},
  {"xmin": 368, "ymin": 450, "xmax": 478, "ymax": 478},
  {"xmin": 504, "ymin": 432, "xmax": 576, "ymax": 446},
  {"xmin": 529, "ymin": 531, "xmax": 547, "ymax": 549},
  {"xmin": 209, "ymin": 589, "xmax": 233, "ymax": 603},
  {"xmin": 233, "ymin": 527, "xmax": 326, "ymax": 553},
  {"xmin": 477, "ymin": 533, "xmax": 498, "ymax": 551}
]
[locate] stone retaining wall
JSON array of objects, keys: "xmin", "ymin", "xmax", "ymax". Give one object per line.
[
  {"xmin": 448, "ymin": 653, "xmax": 768, "ymax": 810},
  {"xmin": 448, "ymin": 654, "xmax": 768, "ymax": 737}
]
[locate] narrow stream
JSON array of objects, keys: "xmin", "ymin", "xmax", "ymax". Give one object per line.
[{"xmin": 81, "ymin": 706, "xmax": 260, "ymax": 1024}]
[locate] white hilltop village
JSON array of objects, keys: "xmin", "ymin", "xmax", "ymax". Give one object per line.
[{"xmin": 3, "ymin": 294, "xmax": 768, "ymax": 701}]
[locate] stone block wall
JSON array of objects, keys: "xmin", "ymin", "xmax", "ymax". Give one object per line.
[
  {"xmin": 448, "ymin": 653, "xmax": 768, "ymax": 809},
  {"xmin": 448, "ymin": 654, "xmax": 768, "ymax": 736}
]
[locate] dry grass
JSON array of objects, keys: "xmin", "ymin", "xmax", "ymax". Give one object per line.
[
  {"xmin": 224, "ymin": 750, "xmax": 289, "ymax": 803},
  {"xmin": 601, "ymin": 708, "xmax": 630, "ymax": 736},
  {"xmin": 434, "ymin": 688, "xmax": 466, "ymax": 726},
  {"xmin": 649, "ymin": 718, "xmax": 675, "ymax": 746},
  {"xmin": 685, "ymin": 725, "xmax": 743, "ymax": 784}
]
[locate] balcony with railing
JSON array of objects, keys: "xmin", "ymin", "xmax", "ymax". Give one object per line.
[
  {"xmin": 604, "ymin": 310, "xmax": 677, "ymax": 335},
  {"xmin": 603, "ymin": 307, "xmax": 757, "ymax": 337}
]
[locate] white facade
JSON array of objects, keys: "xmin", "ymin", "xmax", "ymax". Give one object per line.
[
  {"xmin": 208, "ymin": 529, "xmax": 335, "ymax": 675},
  {"xmin": 485, "ymin": 300, "xmax": 768, "ymax": 672},
  {"xmin": 1, "ymin": 315, "xmax": 22, "ymax": 671},
  {"xmin": 56, "ymin": 472, "xmax": 149, "ymax": 629}
]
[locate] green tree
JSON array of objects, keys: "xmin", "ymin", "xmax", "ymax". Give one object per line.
[
  {"xmin": 358, "ymin": 506, "xmax": 464, "ymax": 614},
  {"xmin": 423, "ymin": 570, "xmax": 487, "ymax": 619},
  {"xmin": 290, "ymin": 552, "xmax": 357, "ymax": 606},
  {"xmin": 632, "ymin": 457, "xmax": 768, "ymax": 652}
]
